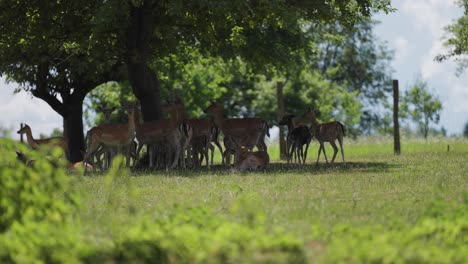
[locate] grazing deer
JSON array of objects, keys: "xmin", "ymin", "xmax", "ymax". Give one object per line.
[
  {"xmin": 233, "ymin": 146, "xmax": 269, "ymax": 172},
  {"xmin": 303, "ymin": 109, "xmax": 345, "ymax": 164},
  {"xmin": 204, "ymin": 101, "xmax": 269, "ymax": 165},
  {"xmin": 279, "ymin": 114, "xmax": 312, "ymax": 164},
  {"xmin": 83, "ymin": 102, "xmax": 137, "ymax": 170},
  {"xmin": 17, "ymin": 124, "xmax": 68, "ymax": 157}
]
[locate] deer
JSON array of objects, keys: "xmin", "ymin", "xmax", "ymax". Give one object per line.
[
  {"xmin": 170, "ymin": 98, "xmax": 224, "ymax": 167},
  {"xmin": 279, "ymin": 114, "xmax": 312, "ymax": 164},
  {"xmin": 133, "ymin": 101, "xmax": 191, "ymax": 168},
  {"xmin": 303, "ymin": 109, "xmax": 345, "ymax": 164},
  {"xmin": 93, "ymin": 106, "xmax": 139, "ymax": 170},
  {"xmin": 17, "ymin": 124, "xmax": 68, "ymax": 157},
  {"xmin": 233, "ymin": 146, "xmax": 269, "ymax": 172},
  {"xmin": 83, "ymin": 102, "xmax": 137, "ymax": 171},
  {"xmin": 204, "ymin": 101, "xmax": 269, "ymax": 166},
  {"xmin": 191, "ymin": 126, "xmax": 221, "ymax": 167}
]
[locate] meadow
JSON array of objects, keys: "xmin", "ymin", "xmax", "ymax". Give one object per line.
[{"xmin": 69, "ymin": 137, "xmax": 467, "ymax": 263}]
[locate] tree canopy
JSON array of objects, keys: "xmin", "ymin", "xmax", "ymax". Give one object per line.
[
  {"xmin": 437, "ymin": 0, "xmax": 468, "ymax": 74},
  {"xmin": 0, "ymin": 0, "xmax": 393, "ymax": 161},
  {"xmin": 401, "ymin": 79, "xmax": 443, "ymax": 139}
]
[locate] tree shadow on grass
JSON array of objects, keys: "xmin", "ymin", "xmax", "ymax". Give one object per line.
[
  {"xmin": 266, "ymin": 161, "xmax": 401, "ymax": 175},
  {"xmin": 125, "ymin": 161, "xmax": 401, "ymax": 178}
]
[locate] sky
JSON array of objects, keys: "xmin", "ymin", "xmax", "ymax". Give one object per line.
[
  {"xmin": 374, "ymin": 0, "xmax": 467, "ymax": 135},
  {"xmin": 1, "ymin": 0, "xmax": 467, "ymax": 139}
]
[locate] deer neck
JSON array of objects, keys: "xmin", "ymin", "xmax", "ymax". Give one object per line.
[
  {"xmin": 287, "ymin": 121, "xmax": 295, "ymax": 132},
  {"xmin": 128, "ymin": 111, "xmax": 136, "ymax": 136},
  {"xmin": 210, "ymin": 110, "xmax": 226, "ymax": 131},
  {"xmin": 133, "ymin": 107, "xmax": 141, "ymax": 130},
  {"xmin": 309, "ymin": 116, "xmax": 320, "ymax": 131},
  {"xmin": 24, "ymin": 129, "xmax": 38, "ymax": 148}
]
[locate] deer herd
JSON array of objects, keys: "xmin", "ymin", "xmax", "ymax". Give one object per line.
[{"xmin": 16, "ymin": 98, "xmax": 346, "ymax": 173}]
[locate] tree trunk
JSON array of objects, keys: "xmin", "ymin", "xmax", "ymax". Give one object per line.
[
  {"xmin": 125, "ymin": 1, "xmax": 161, "ymax": 122},
  {"xmin": 127, "ymin": 62, "xmax": 162, "ymax": 121},
  {"xmin": 63, "ymin": 100, "xmax": 85, "ymax": 163}
]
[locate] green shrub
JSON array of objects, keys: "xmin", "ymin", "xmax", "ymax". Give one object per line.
[
  {"xmin": 313, "ymin": 197, "xmax": 468, "ymax": 263},
  {"xmin": 83, "ymin": 204, "xmax": 306, "ymax": 264},
  {"xmin": 0, "ymin": 139, "xmax": 78, "ymax": 232},
  {"xmin": 0, "ymin": 139, "xmax": 82, "ymax": 263}
]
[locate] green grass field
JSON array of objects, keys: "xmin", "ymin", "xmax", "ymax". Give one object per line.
[{"xmin": 69, "ymin": 137, "xmax": 467, "ymax": 263}]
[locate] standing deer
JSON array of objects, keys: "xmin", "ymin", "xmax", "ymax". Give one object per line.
[
  {"xmin": 279, "ymin": 114, "xmax": 312, "ymax": 164},
  {"xmin": 303, "ymin": 109, "xmax": 345, "ymax": 164},
  {"xmin": 204, "ymin": 101, "xmax": 269, "ymax": 166},
  {"xmin": 83, "ymin": 102, "xmax": 137, "ymax": 170},
  {"xmin": 95, "ymin": 106, "xmax": 116, "ymax": 169},
  {"xmin": 171, "ymin": 98, "xmax": 223, "ymax": 167},
  {"xmin": 133, "ymin": 101, "xmax": 191, "ymax": 168},
  {"xmin": 17, "ymin": 124, "xmax": 68, "ymax": 157}
]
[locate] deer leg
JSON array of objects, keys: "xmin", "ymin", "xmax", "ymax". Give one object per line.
[
  {"xmin": 338, "ymin": 135, "xmax": 345, "ymax": 163},
  {"xmin": 208, "ymin": 143, "xmax": 214, "ymax": 166},
  {"xmin": 213, "ymin": 139, "xmax": 224, "ymax": 165},
  {"xmin": 322, "ymin": 143, "xmax": 329, "ymax": 164},
  {"xmin": 204, "ymin": 144, "xmax": 210, "ymax": 168},
  {"xmin": 303, "ymin": 141, "xmax": 311, "ymax": 164},
  {"xmin": 330, "ymin": 141, "xmax": 338, "ymax": 163},
  {"xmin": 316, "ymin": 142, "xmax": 323, "ymax": 164}
]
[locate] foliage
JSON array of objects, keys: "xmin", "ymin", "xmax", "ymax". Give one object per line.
[
  {"xmin": 312, "ymin": 198, "xmax": 467, "ymax": 263},
  {"xmin": 311, "ymin": 18, "xmax": 394, "ymax": 134},
  {"xmin": 464, "ymin": 122, "xmax": 468, "ymax": 137},
  {"xmin": 0, "ymin": 139, "xmax": 82, "ymax": 263},
  {"xmin": 401, "ymin": 78, "xmax": 443, "ymax": 139},
  {"xmin": 84, "ymin": 205, "xmax": 306, "ymax": 263},
  {"xmin": 84, "ymin": 82, "xmax": 137, "ymax": 127},
  {"xmin": 437, "ymin": 0, "xmax": 468, "ymax": 74},
  {"xmin": 0, "ymin": 139, "xmax": 77, "ymax": 232}
]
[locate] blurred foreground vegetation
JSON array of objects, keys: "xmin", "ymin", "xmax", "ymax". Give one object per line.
[{"xmin": 1, "ymin": 137, "xmax": 467, "ymax": 263}]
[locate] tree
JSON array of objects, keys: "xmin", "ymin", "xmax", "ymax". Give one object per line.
[
  {"xmin": 0, "ymin": 1, "xmax": 122, "ymax": 162},
  {"xmin": 464, "ymin": 122, "xmax": 468, "ymax": 137},
  {"xmin": 401, "ymin": 79, "xmax": 443, "ymax": 139},
  {"xmin": 1, "ymin": 0, "xmax": 392, "ymax": 160},
  {"xmin": 436, "ymin": 0, "xmax": 468, "ymax": 75},
  {"xmin": 312, "ymin": 18, "xmax": 394, "ymax": 134},
  {"xmin": 107, "ymin": 0, "xmax": 392, "ymax": 122}
]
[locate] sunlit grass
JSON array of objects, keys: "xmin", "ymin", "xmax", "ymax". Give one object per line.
[{"xmin": 70, "ymin": 137, "xmax": 468, "ymax": 262}]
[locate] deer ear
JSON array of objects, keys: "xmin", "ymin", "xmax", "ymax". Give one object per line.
[{"xmin": 96, "ymin": 106, "xmax": 103, "ymax": 112}]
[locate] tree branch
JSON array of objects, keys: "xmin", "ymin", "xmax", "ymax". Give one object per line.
[{"xmin": 31, "ymin": 61, "xmax": 65, "ymax": 116}]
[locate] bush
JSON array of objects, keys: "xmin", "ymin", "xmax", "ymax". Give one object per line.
[
  {"xmin": 84, "ymin": 204, "xmax": 306, "ymax": 264},
  {"xmin": 312, "ymin": 196, "xmax": 468, "ymax": 263},
  {"xmin": 0, "ymin": 139, "xmax": 81, "ymax": 263},
  {"xmin": 0, "ymin": 139, "xmax": 78, "ymax": 232}
]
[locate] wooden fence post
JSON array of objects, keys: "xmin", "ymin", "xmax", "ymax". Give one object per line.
[
  {"xmin": 393, "ymin": 80, "xmax": 401, "ymax": 155},
  {"xmin": 276, "ymin": 81, "xmax": 287, "ymax": 160}
]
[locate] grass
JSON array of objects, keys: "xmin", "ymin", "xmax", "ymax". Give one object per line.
[{"xmin": 70, "ymin": 137, "xmax": 468, "ymax": 262}]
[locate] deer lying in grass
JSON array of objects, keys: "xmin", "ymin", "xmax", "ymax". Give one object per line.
[
  {"xmin": 279, "ymin": 114, "xmax": 312, "ymax": 164},
  {"xmin": 16, "ymin": 150, "xmax": 93, "ymax": 171},
  {"xmin": 17, "ymin": 124, "xmax": 68, "ymax": 157},
  {"xmin": 83, "ymin": 102, "xmax": 136, "ymax": 170},
  {"xmin": 233, "ymin": 146, "xmax": 269, "ymax": 172},
  {"xmin": 204, "ymin": 101, "xmax": 269, "ymax": 166},
  {"xmin": 303, "ymin": 109, "xmax": 345, "ymax": 164}
]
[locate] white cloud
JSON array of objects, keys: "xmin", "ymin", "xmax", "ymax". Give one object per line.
[
  {"xmin": 394, "ymin": 36, "xmax": 409, "ymax": 65},
  {"xmin": 401, "ymin": 0, "xmax": 458, "ymax": 37},
  {"xmin": 0, "ymin": 79, "xmax": 62, "ymax": 139}
]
